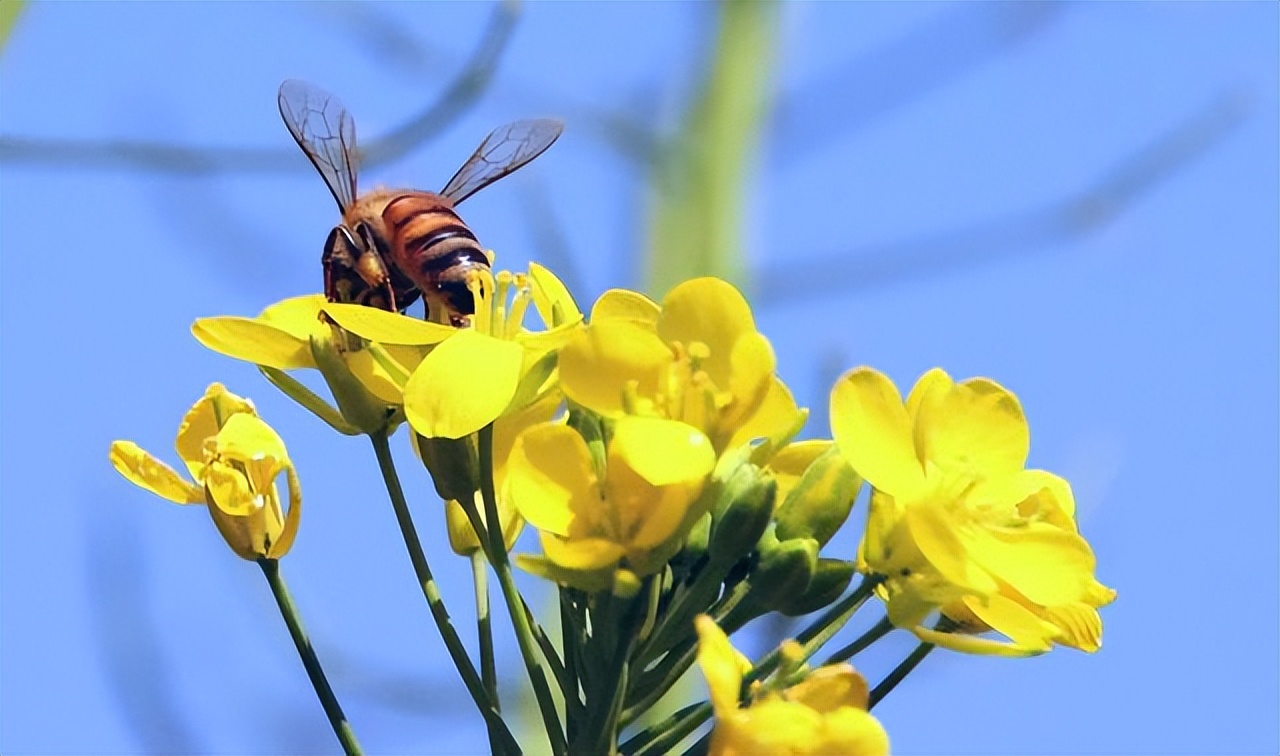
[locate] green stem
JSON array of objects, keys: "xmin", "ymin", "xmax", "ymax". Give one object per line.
[
  {"xmin": 869, "ymin": 641, "xmax": 935, "ymax": 710},
  {"xmin": 478, "ymin": 424, "xmax": 568, "ymax": 756},
  {"xmin": 560, "ymin": 589, "xmax": 586, "ymax": 743},
  {"xmin": 823, "ymin": 615, "xmax": 894, "ymax": 665},
  {"xmin": 257, "ymin": 558, "xmax": 362, "ymax": 756},
  {"xmin": 621, "ymin": 702, "xmax": 711, "ymax": 756},
  {"xmin": 741, "ymin": 574, "xmax": 883, "ymax": 688},
  {"xmin": 369, "ymin": 431, "xmax": 518, "ymax": 754},
  {"xmin": 472, "ymin": 551, "xmax": 505, "ymax": 755}
]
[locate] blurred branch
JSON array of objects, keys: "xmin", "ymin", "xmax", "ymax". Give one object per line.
[
  {"xmin": 0, "ymin": 1, "xmax": 520, "ymax": 173},
  {"xmin": 0, "ymin": 0, "xmax": 24, "ymax": 51},
  {"xmin": 754, "ymin": 87, "xmax": 1254, "ymax": 305},
  {"xmin": 771, "ymin": 3, "xmax": 1061, "ymax": 167},
  {"xmin": 643, "ymin": 0, "xmax": 779, "ymax": 297}
]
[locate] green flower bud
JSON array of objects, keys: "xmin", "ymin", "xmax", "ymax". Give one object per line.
[
  {"xmin": 411, "ymin": 432, "xmax": 479, "ymax": 502},
  {"xmin": 309, "ymin": 332, "xmax": 389, "ymax": 435},
  {"xmin": 774, "ymin": 558, "xmax": 857, "ymax": 617},
  {"xmin": 708, "ymin": 462, "xmax": 777, "ymax": 567},
  {"xmin": 774, "ymin": 444, "xmax": 863, "ymax": 547},
  {"xmin": 749, "ymin": 532, "xmax": 819, "ymax": 612}
]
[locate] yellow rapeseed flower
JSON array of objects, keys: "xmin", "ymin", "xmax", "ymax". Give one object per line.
[
  {"xmin": 192, "ymin": 294, "xmax": 445, "ymax": 407},
  {"xmin": 109, "ymin": 383, "xmax": 301, "ymax": 560},
  {"xmin": 323, "ymin": 262, "xmax": 582, "ymax": 440},
  {"xmin": 508, "ymin": 415, "xmax": 715, "ymax": 592},
  {"xmin": 559, "ymin": 278, "xmax": 805, "ymax": 456},
  {"xmin": 830, "ymin": 367, "xmax": 1115, "ymax": 655},
  {"xmin": 695, "ymin": 616, "xmax": 889, "ymax": 756}
]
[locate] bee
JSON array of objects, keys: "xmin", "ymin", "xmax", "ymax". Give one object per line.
[{"xmin": 278, "ymin": 79, "xmax": 563, "ymax": 325}]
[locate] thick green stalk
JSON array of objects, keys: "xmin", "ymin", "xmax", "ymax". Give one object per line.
[
  {"xmin": 258, "ymin": 558, "xmax": 362, "ymax": 756},
  {"xmin": 368, "ymin": 431, "xmax": 518, "ymax": 754},
  {"xmin": 478, "ymin": 425, "xmax": 568, "ymax": 756}
]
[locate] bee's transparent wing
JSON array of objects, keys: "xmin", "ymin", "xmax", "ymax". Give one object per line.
[
  {"xmin": 441, "ymin": 119, "xmax": 563, "ymax": 205},
  {"xmin": 278, "ymin": 79, "xmax": 360, "ymax": 211}
]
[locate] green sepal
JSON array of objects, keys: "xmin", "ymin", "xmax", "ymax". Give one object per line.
[
  {"xmin": 774, "ymin": 444, "xmax": 863, "ymax": 547},
  {"xmin": 258, "ymin": 366, "xmax": 360, "ymax": 436},
  {"xmin": 309, "ymin": 333, "xmax": 388, "ymax": 435},
  {"xmin": 774, "ymin": 558, "xmax": 856, "ymax": 617},
  {"xmin": 411, "ymin": 432, "xmax": 479, "ymax": 503}
]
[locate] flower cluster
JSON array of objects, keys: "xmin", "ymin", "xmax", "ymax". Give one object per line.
[{"xmin": 112, "ymin": 260, "xmax": 1113, "ymax": 755}]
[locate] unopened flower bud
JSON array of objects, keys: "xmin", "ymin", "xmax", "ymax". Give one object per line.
[
  {"xmin": 774, "ymin": 444, "xmax": 863, "ymax": 547},
  {"xmin": 774, "ymin": 558, "xmax": 857, "ymax": 617},
  {"xmin": 411, "ymin": 432, "xmax": 479, "ymax": 503},
  {"xmin": 708, "ymin": 462, "xmax": 776, "ymax": 567},
  {"xmin": 749, "ymin": 530, "xmax": 819, "ymax": 612}
]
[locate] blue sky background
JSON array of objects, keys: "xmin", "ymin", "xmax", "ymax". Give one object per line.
[{"xmin": 2, "ymin": 3, "xmax": 1276, "ymax": 754}]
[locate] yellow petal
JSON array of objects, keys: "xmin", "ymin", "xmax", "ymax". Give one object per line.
[
  {"xmin": 215, "ymin": 413, "xmax": 291, "ymax": 493},
  {"xmin": 192, "ymin": 317, "xmax": 315, "ymax": 371},
  {"xmin": 830, "ymin": 367, "xmax": 925, "ymax": 495},
  {"xmin": 269, "ymin": 465, "xmax": 303, "ymax": 559},
  {"xmin": 322, "ymin": 303, "xmax": 456, "ymax": 345},
  {"xmin": 787, "ymin": 665, "xmax": 870, "ymax": 713},
  {"xmin": 905, "ymin": 367, "xmax": 953, "ymax": 426},
  {"xmin": 725, "ymin": 377, "xmax": 808, "ymax": 455},
  {"xmin": 695, "ymin": 616, "xmax": 745, "ymax": 717},
  {"xmin": 492, "ymin": 388, "xmax": 562, "ymax": 490},
  {"xmin": 590, "ymin": 288, "xmax": 660, "ymax": 326},
  {"xmin": 610, "ymin": 417, "xmax": 715, "ymax": 487},
  {"xmin": 259, "ymin": 294, "xmax": 328, "ymax": 337},
  {"xmin": 528, "ymin": 262, "xmax": 583, "ymax": 328},
  {"xmin": 174, "ymin": 383, "xmax": 255, "ymax": 479},
  {"xmin": 109, "ymin": 441, "xmax": 203, "ymax": 504},
  {"xmin": 905, "ymin": 500, "xmax": 999, "ymax": 596},
  {"xmin": 404, "ymin": 330, "xmax": 523, "ymax": 439},
  {"xmin": 721, "ymin": 331, "xmax": 777, "ymax": 436},
  {"xmin": 953, "ymin": 593, "xmax": 1059, "ymax": 653},
  {"xmin": 508, "ymin": 423, "xmax": 598, "ymax": 536},
  {"xmin": 1039, "ymin": 602, "xmax": 1105, "ymax": 652},
  {"xmin": 657, "ymin": 278, "xmax": 756, "ymax": 392},
  {"xmin": 818, "ymin": 707, "xmax": 890, "ymax": 756},
  {"xmin": 541, "ymin": 533, "xmax": 627, "ymax": 571},
  {"xmin": 559, "ymin": 320, "xmax": 671, "ymax": 417},
  {"xmin": 961, "ymin": 522, "xmax": 1098, "ymax": 607},
  {"xmin": 915, "ymin": 373, "xmax": 1030, "ymax": 478}
]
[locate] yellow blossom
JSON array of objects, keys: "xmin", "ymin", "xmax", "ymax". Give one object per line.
[
  {"xmin": 109, "ymin": 383, "xmax": 301, "ymax": 560},
  {"xmin": 508, "ymin": 415, "xmax": 715, "ymax": 591},
  {"xmin": 695, "ymin": 616, "xmax": 889, "ymax": 756},
  {"xmin": 830, "ymin": 367, "xmax": 1115, "ymax": 656},
  {"xmin": 324, "ymin": 262, "xmax": 582, "ymax": 440},
  {"xmin": 192, "ymin": 294, "xmax": 444, "ymax": 407},
  {"xmin": 559, "ymin": 278, "xmax": 805, "ymax": 455}
]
